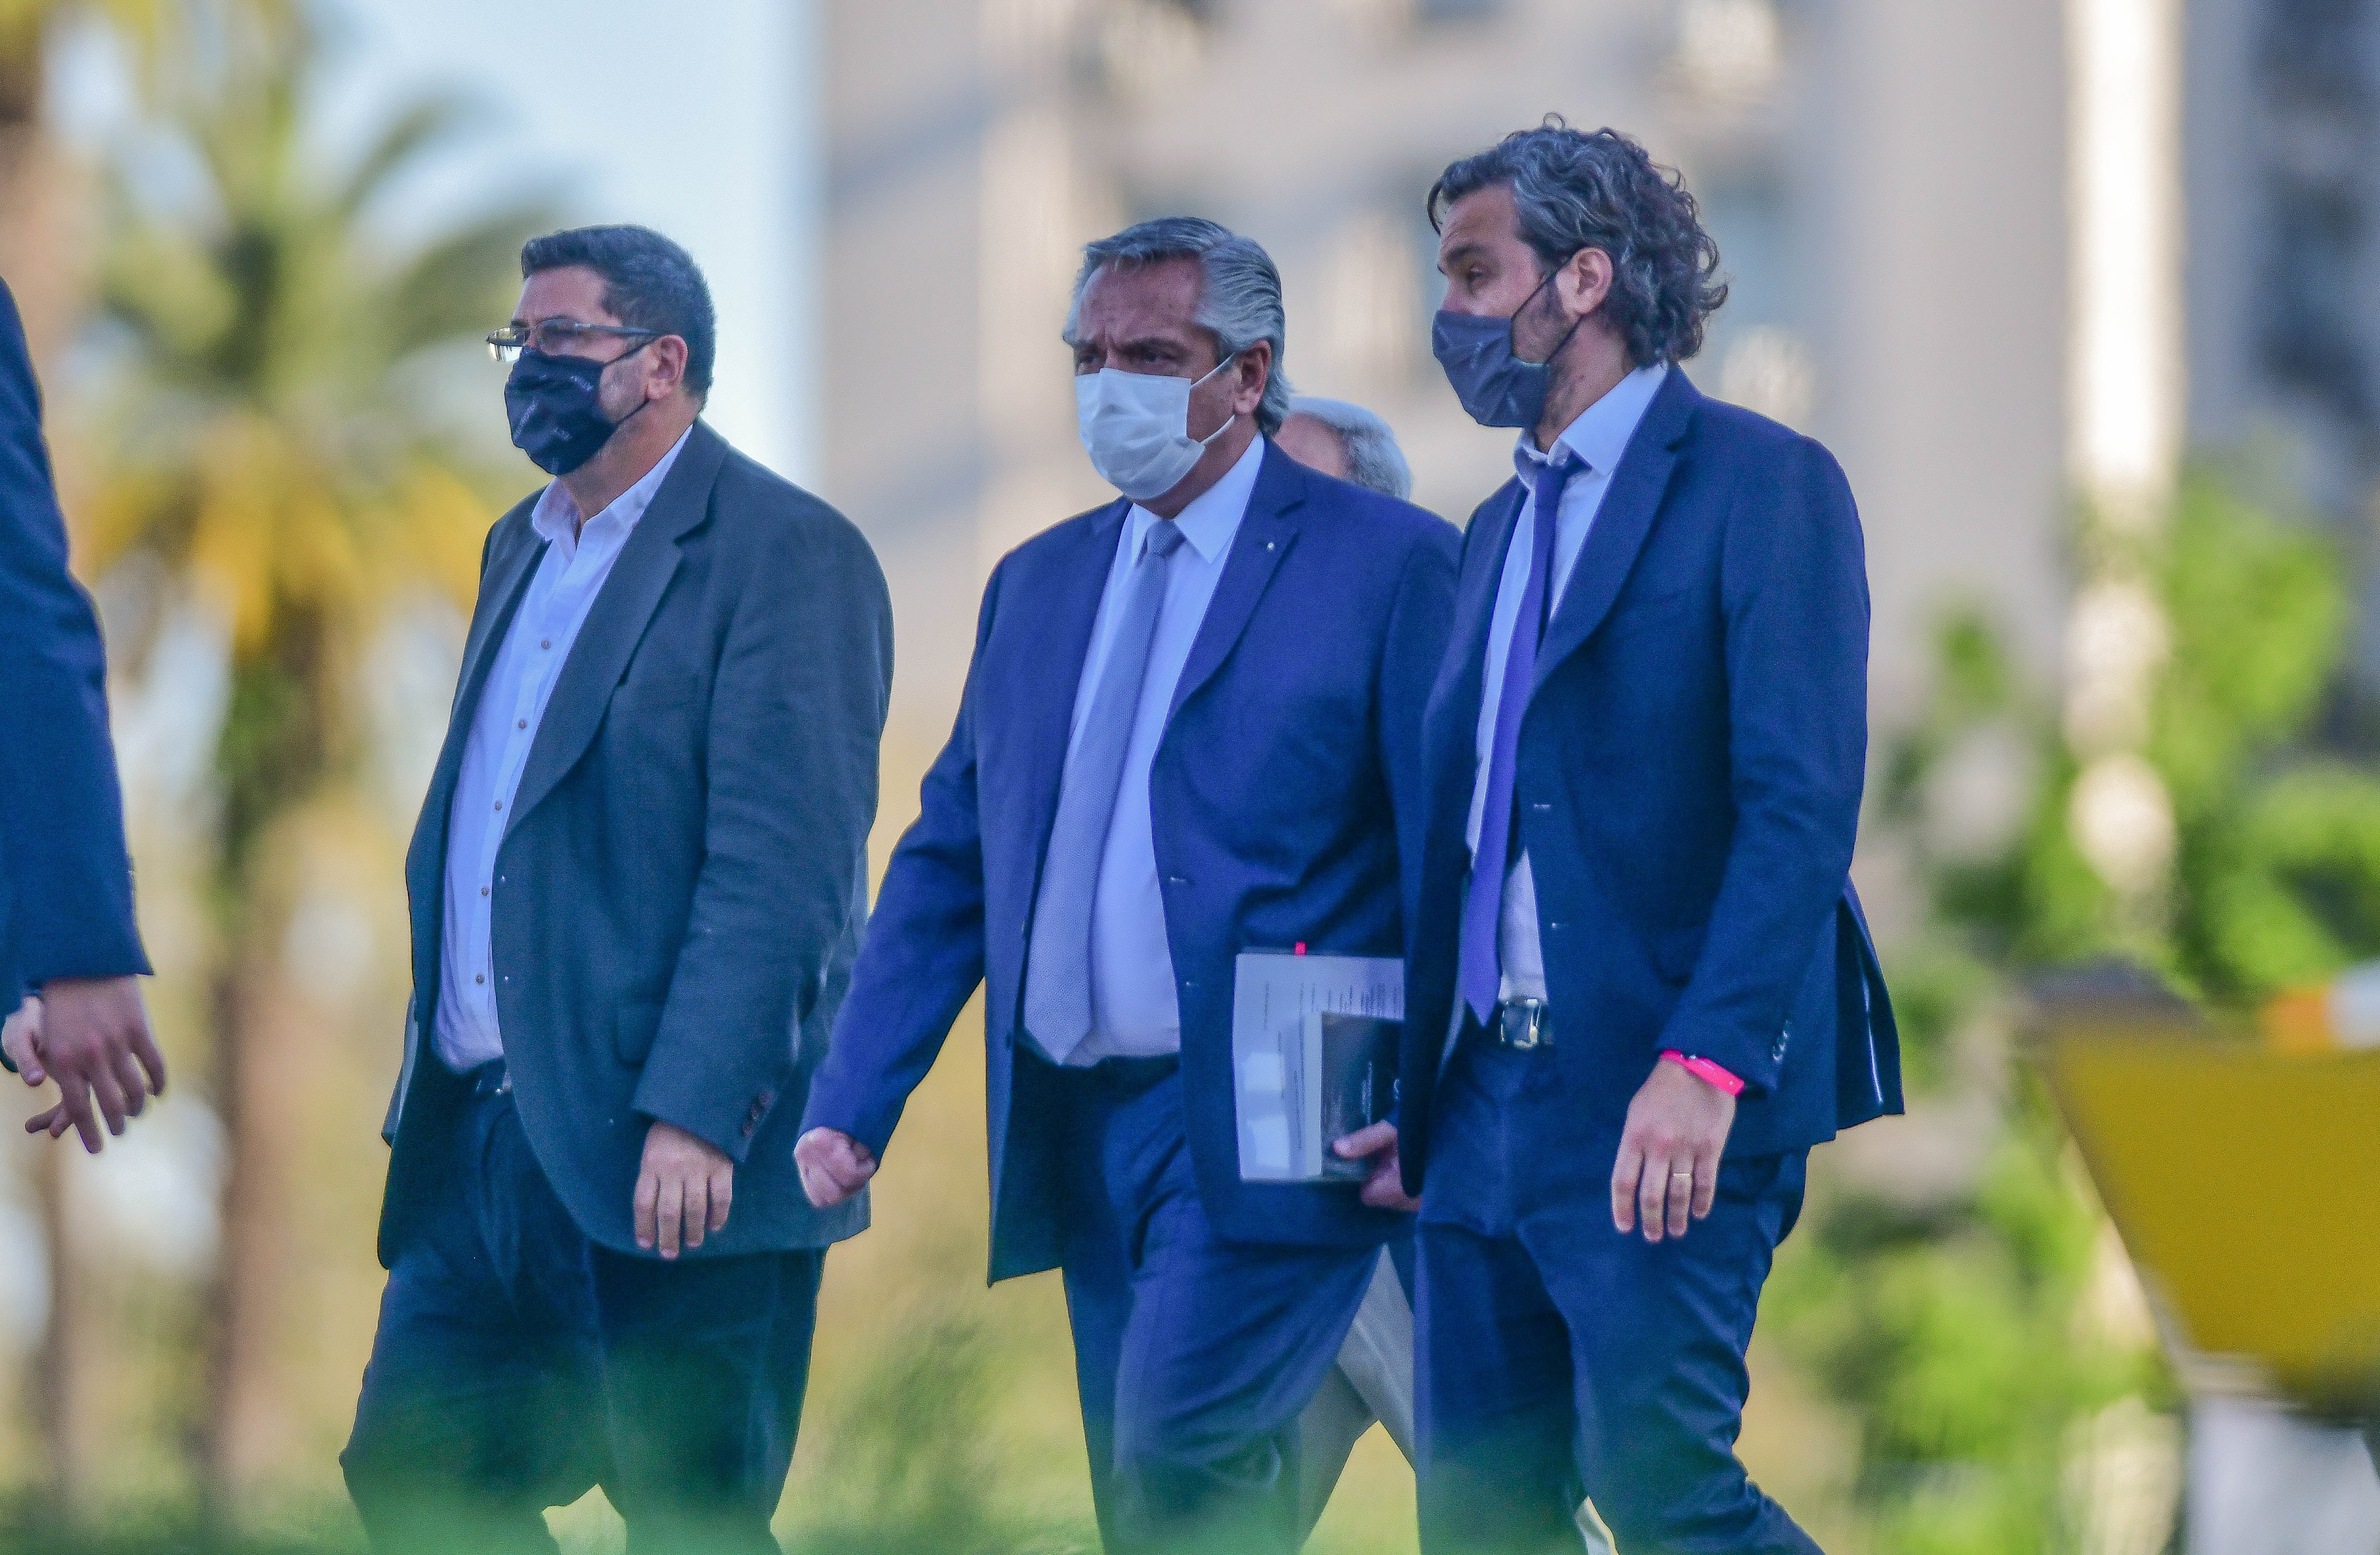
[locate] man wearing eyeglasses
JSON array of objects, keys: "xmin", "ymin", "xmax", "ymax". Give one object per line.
[{"xmin": 340, "ymin": 225, "xmax": 893, "ymax": 1555}]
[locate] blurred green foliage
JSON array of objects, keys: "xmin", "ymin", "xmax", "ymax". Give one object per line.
[{"xmin": 1763, "ymin": 468, "xmax": 2380, "ymax": 1552}]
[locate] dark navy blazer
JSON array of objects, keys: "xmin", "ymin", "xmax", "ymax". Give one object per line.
[
  {"xmin": 1399, "ymin": 370, "xmax": 1900, "ymax": 1189},
  {"xmin": 0, "ymin": 279, "xmax": 147, "ymax": 1006},
  {"xmin": 804, "ymin": 443, "xmax": 1459, "ymax": 1281}
]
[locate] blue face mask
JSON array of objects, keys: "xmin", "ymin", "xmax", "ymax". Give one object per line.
[
  {"xmin": 504, "ymin": 343, "xmax": 653, "ymax": 475},
  {"xmin": 1431, "ymin": 264, "xmax": 1584, "ymax": 429}
]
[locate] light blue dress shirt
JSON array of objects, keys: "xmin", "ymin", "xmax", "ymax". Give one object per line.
[
  {"xmin": 1051, "ymin": 432, "xmax": 1265, "ymax": 1062},
  {"xmin": 433, "ymin": 428, "xmax": 691, "ymax": 1072},
  {"xmin": 1465, "ymin": 362, "xmax": 1668, "ymax": 1004}
]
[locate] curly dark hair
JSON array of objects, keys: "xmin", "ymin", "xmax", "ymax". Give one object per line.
[{"xmin": 1429, "ymin": 119, "xmax": 1727, "ymax": 366}]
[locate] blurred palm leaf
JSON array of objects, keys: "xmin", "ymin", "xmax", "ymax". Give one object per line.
[
  {"xmin": 62, "ymin": 5, "xmax": 557, "ymax": 1516},
  {"xmin": 82, "ymin": 6, "xmax": 550, "ymax": 742}
]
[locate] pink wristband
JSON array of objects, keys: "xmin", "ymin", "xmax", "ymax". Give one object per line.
[{"xmin": 1660, "ymin": 1050, "xmax": 1745, "ymax": 1098}]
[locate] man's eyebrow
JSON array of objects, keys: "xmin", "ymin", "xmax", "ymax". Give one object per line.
[
  {"xmin": 1069, "ymin": 330, "xmax": 1192, "ymax": 358},
  {"xmin": 1438, "ymin": 241, "xmax": 1486, "ymax": 273}
]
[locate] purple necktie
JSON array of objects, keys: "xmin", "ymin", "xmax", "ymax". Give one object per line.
[{"xmin": 1457, "ymin": 455, "xmax": 1580, "ymax": 1023}]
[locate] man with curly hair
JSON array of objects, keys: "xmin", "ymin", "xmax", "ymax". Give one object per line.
[{"xmin": 1336, "ymin": 122, "xmax": 1902, "ymax": 1553}]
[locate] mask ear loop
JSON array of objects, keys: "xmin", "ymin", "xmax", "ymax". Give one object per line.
[
  {"xmin": 1191, "ymin": 349, "xmax": 1243, "ymax": 448},
  {"xmin": 597, "ymin": 336, "xmax": 663, "ymax": 436},
  {"xmin": 1512, "ymin": 258, "xmax": 1588, "ymax": 369}
]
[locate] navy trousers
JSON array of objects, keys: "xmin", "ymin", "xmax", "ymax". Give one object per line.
[
  {"xmin": 342, "ymin": 1074, "xmax": 823, "ymax": 1555},
  {"xmin": 1047, "ymin": 1056, "xmax": 1380, "ymax": 1554},
  {"xmin": 1415, "ymin": 1037, "xmax": 1818, "ymax": 1555}
]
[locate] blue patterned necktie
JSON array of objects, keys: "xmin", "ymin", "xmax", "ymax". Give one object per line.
[
  {"xmin": 1457, "ymin": 455, "xmax": 1581, "ymax": 1023},
  {"xmin": 1023, "ymin": 519, "xmax": 1190, "ymax": 1062}
]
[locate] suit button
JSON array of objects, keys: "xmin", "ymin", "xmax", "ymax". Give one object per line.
[{"xmin": 1166, "ymin": 876, "xmax": 1189, "ymax": 886}]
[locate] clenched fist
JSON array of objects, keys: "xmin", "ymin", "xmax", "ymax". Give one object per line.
[{"xmin": 793, "ymin": 1126, "xmax": 877, "ymax": 1208}]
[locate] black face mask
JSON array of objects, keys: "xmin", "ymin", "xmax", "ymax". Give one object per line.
[
  {"xmin": 1431, "ymin": 263, "xmax": 1586, "ymax": 429},
  {"xmin": 504, "ymin": 343, "xmax": 652, "ymax": 476}
]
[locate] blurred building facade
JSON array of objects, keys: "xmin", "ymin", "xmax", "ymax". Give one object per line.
[
  {"xmin": 823, "ymin": 0, "xmax": 2073, "ymax": 770},
  {"xmin": 2187, "ymin": 0, "xmax": 2380, "ymax": 680}
]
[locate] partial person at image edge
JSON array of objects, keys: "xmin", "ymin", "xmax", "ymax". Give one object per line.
[{"xmin": 0, "ymin": 277, "xmax": 169, "ymax": 1158}]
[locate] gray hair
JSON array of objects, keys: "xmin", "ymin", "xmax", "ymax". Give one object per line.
[
  {"xmin": 1286, "ymin": 396, "xmax": 1412, "ymax": 501},
  {"xmin": 1063, "ymin": 216, "xmax": 1294, "ymax": 435}
]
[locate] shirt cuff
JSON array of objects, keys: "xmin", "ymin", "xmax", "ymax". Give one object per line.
[{"xmin": 1660, "ymin": 1050, "xmax": 1745, "ymax": 1098}]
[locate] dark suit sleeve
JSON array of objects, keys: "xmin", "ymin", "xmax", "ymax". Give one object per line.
[
  {"xmin": 629, "ymin": 504, "xmax": 893, "ymax": 1161},
  {"xmin": 0, "ymin": 280, "xmax": 148, "ymax": 993},
  {"xmin": 1659, "ymin": 435, "xmax": 1868, "ymax": 1094},
  {"xmin": 799, "ymin": 562, "xmax": 1005, "ymax": 1160},
  {"xmin": 1380, "ymin": 522, "xmax": 1461, "ymax": 943}
]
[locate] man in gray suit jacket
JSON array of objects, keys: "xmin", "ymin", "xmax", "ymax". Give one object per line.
[{"xmin": 341, "ymin": 226, "xmax": 892, "ymax": 1555}]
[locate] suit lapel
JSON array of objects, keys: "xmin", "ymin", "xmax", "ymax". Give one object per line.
[
  {"xmin": 453, "ymin": 521, "xmax": 545, "ymax": 724},
  {"xmin": 1019, "ymin": 501, "xmax": 1130, "ymax": 868},
  {"xmin": 507, "ymin": 422, "xmax": 731, "ymax": 831},
  {"xmin": 1164, "ymin": 442, "xmax": 1302, "ymax": 725},
  {"xmin": 1427, "ymin": 479, "xmax": 1525, "ymax": 737},
  {"xmin": 1530, "ymin": 369, "xmax": 1699, "ymax": 695},
  {"xmin": 405, "ymin": 508, "xmax": 543, "ymax": 997},
  {"xmin": 1417, "ymin": 479, "xmax": 1524, "ymax": 840}
]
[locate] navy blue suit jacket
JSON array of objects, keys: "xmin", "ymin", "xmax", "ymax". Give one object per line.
[
  {"xmin": 804, "ymin": 443, "xmax": 1459, "ymax": 1281},
  {"xmin": 1399, "ymin": 370, "xmax": 1899, "ymax": 1190},
  {"xmin": 0, "ymin": 280, "xmax": 147, "ymax": 1006}
]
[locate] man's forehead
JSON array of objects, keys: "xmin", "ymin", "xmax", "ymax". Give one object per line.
[
  {"xmin": 1438, "ymin": 185, "xmax": 1521, "ymax": 254},
  {"xmin": 515, "ymin": 266, "xmax": 615, "ymax": 323},
  {"xmin": 1078, "ymin": 259, "xmax": 1203, "ymax": 329}
]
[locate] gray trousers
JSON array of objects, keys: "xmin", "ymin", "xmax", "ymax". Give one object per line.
[
  {"xmin": 1292, "ymin": 1247, "xmax": 1619, "ymax": 1553},
  {"xmin": 1295, "ymin": 1250, "xmax": 1417, "ymax": 1541}
]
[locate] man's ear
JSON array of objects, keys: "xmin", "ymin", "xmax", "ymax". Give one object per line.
[
  {"xmin": 1557, "ymin": 248, "xmax": 1615, "ymax": 321},
  {"xmin": 649, "ymin": 334, "xmax": 691, "ymax": 400},
  {"xmin": 1235, "ymin": 339, "xmax": 1272, "ymax": 416}
]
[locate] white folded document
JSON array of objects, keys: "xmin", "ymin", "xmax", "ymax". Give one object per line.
[{"xmin": 1231, "ymin": 949, "xmax": 1402, "ymax": 1183}]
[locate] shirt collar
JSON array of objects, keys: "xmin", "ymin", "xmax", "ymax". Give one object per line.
[
  {"xmin": 1514, "ymin": 360, "xmax": 1669, "ymax": 484},
  {"xmin": 1126, "ymin": 431, "xmax": 1266, "ymax": 565},
  {"xmin": 530, "ymin": 425, "xmax": 696, "ymax": 555}
]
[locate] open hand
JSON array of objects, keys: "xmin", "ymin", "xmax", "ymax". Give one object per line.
[
  {"xmin": 1333, "ymin": 1120, "xmax": 1420, "ymax": 1213},
  {"xmin": 634, "ymin": 1119, "xmax": 733, "ymax": 1259},
  {"xmin": 22, "ymin": 977, "xmax": 166, "ymax": 1153},
  {"xmin": 1611, "ymin": 1058, "xmax": 1736, "ymax": 1242},
  {"xmin": 793, "ymin": 1126, "xmax": 877, "ymax": 1208}
]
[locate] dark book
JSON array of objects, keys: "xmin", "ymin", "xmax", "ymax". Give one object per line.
[{"xmin": 1315, "ymin": 1012, "xmax": 1399, "ymax": 1182}]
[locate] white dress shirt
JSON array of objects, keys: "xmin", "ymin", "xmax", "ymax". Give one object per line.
[
  {"xmin": 433, "ymin": 429, "xmax": 692, "ymax": 1071},
  {"xmin": 1466, "ymin": 363, "xmax": 1668, "ymax": 1004},
  {"xmin": 1058, "ymin": 433, "xmax": 1264, "ymax": 1063}
]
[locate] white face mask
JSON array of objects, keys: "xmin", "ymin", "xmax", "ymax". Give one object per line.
[{"xmin": 1074, "ymin": 353, "xmax": 1238, "ymax": 502}]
